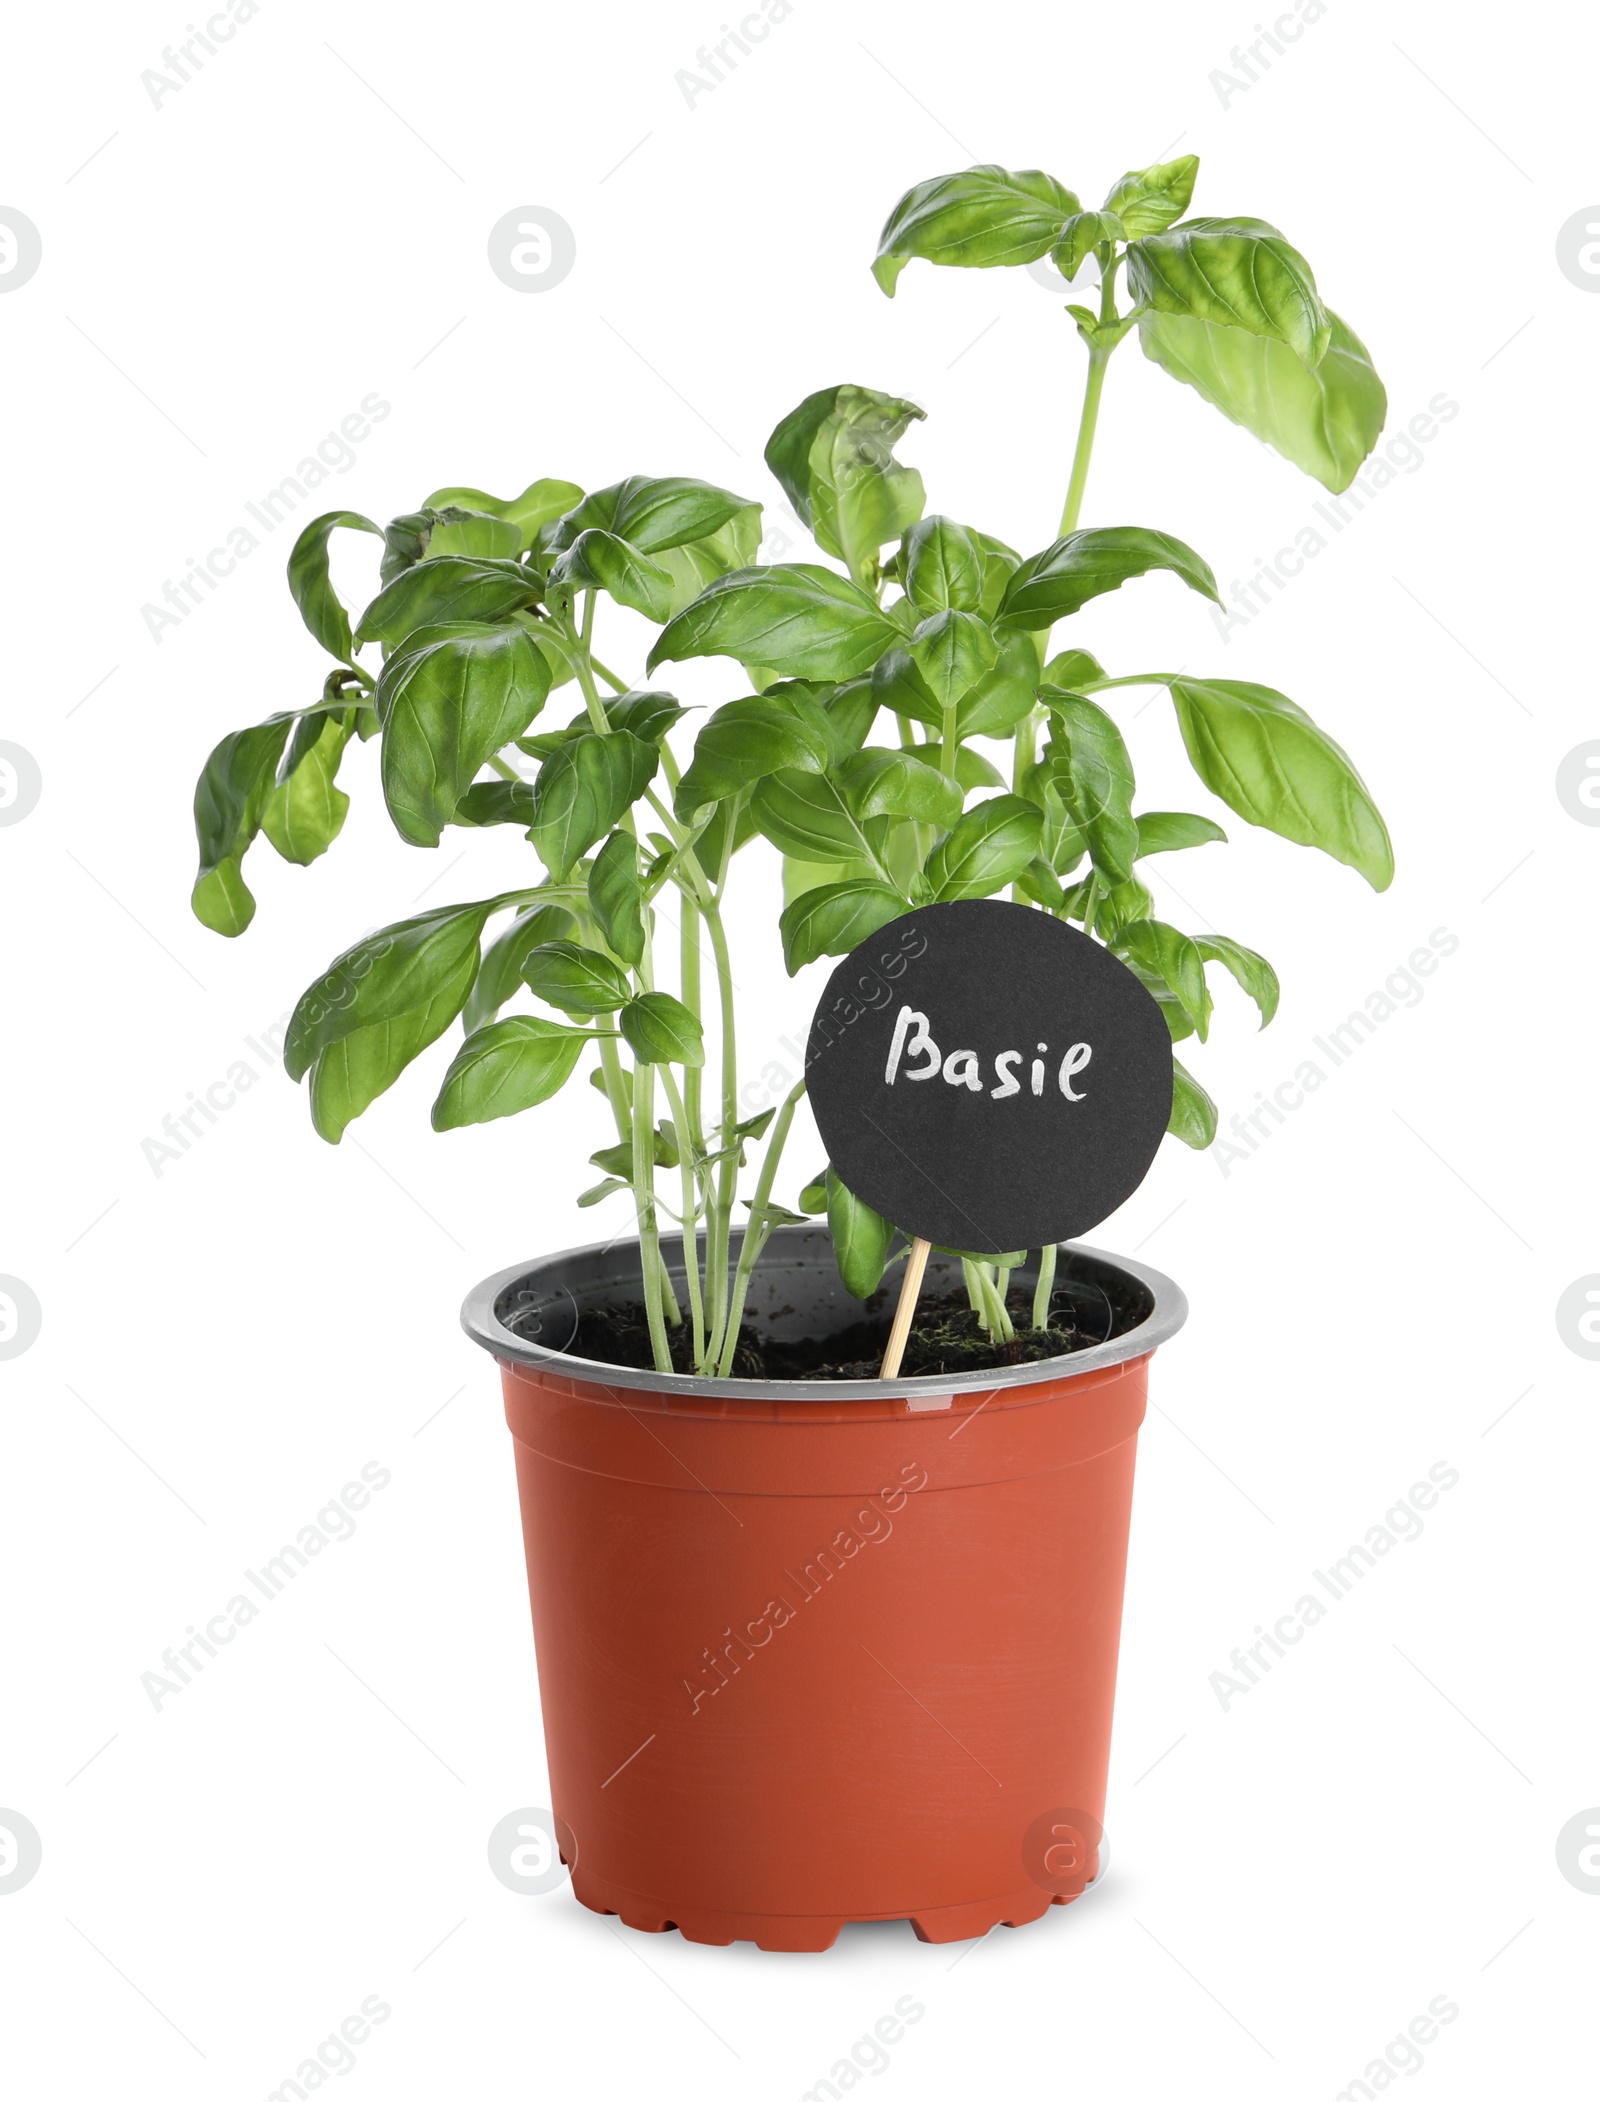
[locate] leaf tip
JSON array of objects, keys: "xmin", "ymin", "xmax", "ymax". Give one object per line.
[{"xmin": 191, "ymin": 859, "xmax": 256, "ymax": 938}]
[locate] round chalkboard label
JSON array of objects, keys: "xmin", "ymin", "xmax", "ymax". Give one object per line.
[{"xmin": 805, "ymin": 899, "xmax": 1173, "ymax": 1253}]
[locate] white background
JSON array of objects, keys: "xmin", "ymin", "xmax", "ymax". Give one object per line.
[{"xmin": 3, "ymin": 0, "xmax": 1597, "ymax": 2095}]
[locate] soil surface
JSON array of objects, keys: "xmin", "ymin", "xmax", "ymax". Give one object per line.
[{"xmin": 570, "ymin": 1287, "xmax": 1089, "ymax": 1382}]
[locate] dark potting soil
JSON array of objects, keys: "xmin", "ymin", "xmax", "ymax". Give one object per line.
[{"xmin": 570, "ymin": 1288, "xmax": 1084, "ymax": 1382}]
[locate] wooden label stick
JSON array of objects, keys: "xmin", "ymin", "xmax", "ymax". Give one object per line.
[{"xmin": 879, "ymin": 1237, "xmax": 931, "ymax": 1381}]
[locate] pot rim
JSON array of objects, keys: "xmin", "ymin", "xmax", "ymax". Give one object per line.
[{"xmin": 461, "ymin": 1224, "xmax": 1187, "ymax": 1403}]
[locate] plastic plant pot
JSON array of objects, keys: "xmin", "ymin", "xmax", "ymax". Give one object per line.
[{"xmin": 462, "ymin": 1224, "xmax": 1185, "ymax": 1951}]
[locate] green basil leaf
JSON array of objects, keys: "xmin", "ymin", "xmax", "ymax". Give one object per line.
[
  {"xmin": 1101, "ymin": 154, "xmax": 1199, "ymax": 237},
  {"xmin": 654, "ymin": 503, "xmax": 765, "ymax": 617},
  {"xmin": 356, "ymin": 557, "xmax": 541, "ymax": 647},
  {"xmin": 882, "ymin": 815, "xmax": 933, "ymax": 902},
  {"xmin": 824, "ymin": 677, "xmax": 878, "ymax": 755},
  {"xmin": 1041, "ymin": 691, "xmax": 1137, "ymax": 884},
  {"xmin": 191, "ymin": 856, "xmax": 255, "ymax": 937},
  {"xmin": 378, "ymin": 510, "xmax": 435, "ymax": 587},
  {"xmin": 452, "ymin": 779, "xmax": 538, "ymax": 829},
  {"xmin": 431, "ymin": 1015, "xmax": 591, "ymax": 1130},
  {"xmin": 873, "ymin": 165, "xmax": 1081, "ymax": 295},
  {"xmin": 1138, "ymin": 307, "xmax": 1387, "ymax": 494},
  {"xmin": 907, "ymin": 608, "xmax": 999, "ymax": 709},
  {"xmin": 838, "ymin": 747, "xmax": 964, "ymax": 827},
  {"xmin": 924, "ymin": 794, "xmax": 1043, "ymax": 901},
  {"xmin": 692, "ymin": 792, "xmax": 760, "ymax": 878},
  {"xmin": 306, "ymin": 991, "xmax": 461, "ymax": 1143},
  {"xmin": 798, "ymin": 1171, "xmax": 829, "ymax": 1215},
  {"xmin": 779, "ymin": 878, "xmax": 907, "ymax": 974},
  {"xmin": 604, "ymin": 688, "xmax": 687, "ymax": 743},
  {"xmin": 1168, "ymin": 1056, "xmax": 1217, "ymax": 1148},
  {"xmin": 274, "ymin": 698, "xmax": 355, "ymax": 778},
  {"xmin": 287, "ymin": 898, "xmax": 520, "ymax": 1139},
  {"xmin": 521, "ymin": 940, "xmax": 633, "ymax": 1015},
  {"xmin": 421, "ymin": 510, "xmax": 524, "ymax": 562},
  {"xmin": 968, "ymin": 527, "xmax": 1023, "ymax": 619},
  {"xmin": 287, "ymin": 511, "xmax": 382, "ymax": 663},
  {"xmin": 463, "ymin": 902, "xmax": 575, "ymax": 1032},
  {"xmin": 1166, "ymin": 675, "xmax": 1393, "ymax": 890},
  {"xmin": 872, "ymin": 647, "xmax": 942, "ymax": 731},
  {"xmin": 192, "ymin": 688, "xmax": 371, "ymax": 928},
  {"xmin": 1125, "ymin": 218, "xmax": 1330, "ymax": 369},
  {"xmin": 424, "ymin": 478, "xmax": 583, "ymax": 549},
  {"xmin": 497, "ymin": 479, "xmax": 587, "ymax": 540},
  {"xmin": 648, "ymin": 564, "xmax": 902, "ymax": 681},
  {"xmin": 517, "ymin": 619, "xmax": 578, "ymax": 694},
  {"xmin": 527, "ymin": 731, "xmax": 658, "ymax": 880},
  {"xmin": 655, "ymin": 1120, "xmax": 685, "ymax": 1169},
  {"xmin": 826, "ymin": 1168, "xmax": 896, "ymax": 1298},
  {"xmin": 261, "ymin": 712, "xmax": 353, "ymax": 867},
  {"xmin": 286, "ymin": 898, "xmax": 510, "ymax": 1081},
  {"xmin": 561, "ymin": 479, "xmax": 757, "ymax": 559},
  {"xmin": 997, "ymin": 526, "xmax": 1219, "ymax": 628},
  {"xmin": 376, "ymin": 623, "xmax": 551, "ymax": 849},
  {"xmin": 591, "ymin": 1126, "xmax": 678, "ymax": 1176},
  {"xmin": 619, "ymin": 991, "xmax": 705, "ymax": 1067},
  {"xmin": 1112, "ymin": 918, "xmax": 1213, "ymax": 1041},
  {"xmin": 1197, "ymin": 935, "xmax": 1279, "ymax": 1028},
  {"xmin": 765, "ymin": 385, "xmax": 926, "ymax": 585},
  {"xmin": 549, "ymin": 475, "xmax": 756, "ymax": 556},
  {"xmin": 902, "ymin": 514, "xmax": 986, "ymax": 615},
  {"xmin": 1051, "ymin": 209, "xmax": 1124, "ymax": 280},
  {"xmin": 385, "ymin": 506, "xmax": 539, "ymax": 582},
  {"xmin": 783, "ymin": 853, "xmax": 870, "ymax": 905},
  {"xmin": 1016, "ymin": 856, "xmax": 1066, "ymax": 909},
  {"xmin": 588, "ymin": 832, "xmax": 645, "ymax": 969},
  {"xmin": 674, "ymin": 691, "xmax": 832, "ymax": 818},
  {"xmin": 912, "ymin": 741, "xmax": 1007, "ymax": 791},
  {"xmin": 1043, "ymin": 646, "xmax": 1105, "ymax": 689},
  {"xmin": 547, "ymin": 528, "xmax": 674, "ymax": 621},
  {"xmin": 514, "ymin": 723, "xmax": 588, "ymax": 761},
  {"xmin": 1135, "ymin": 810, "xmax": 1227, "ymax": 857},
  {"xmin": 750, "ymin": 769, "xmax": 890, "ymax": 869},
  {"xmin": 956, "ymin": 627, "xmax": 1042, "ymax": 737},
  {"xmin": 191, "ymin": 717, "xmax": 295, "ymax": 935},
  {"xmin": 757, "ymin": 678, "xmax": 841, "ymax": 720},
  {"xmin": 1016, "ymin": 766, "xmax": 1088, "ymax": 877}
]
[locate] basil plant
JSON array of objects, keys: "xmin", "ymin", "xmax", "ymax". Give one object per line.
[{"xmin": 189, "ymin": 155, "xmax": 1392, "ymax": 1376}]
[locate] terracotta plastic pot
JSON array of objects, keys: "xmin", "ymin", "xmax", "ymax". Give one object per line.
[{"xmin": 462, "ymin": 1226, "xmax": 1185, "ymax": 1951}]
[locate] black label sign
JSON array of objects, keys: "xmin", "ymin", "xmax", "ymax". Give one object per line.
[{"xmin": 805, "ymin": 899, "xmax": 1173, "ymax": 1253}]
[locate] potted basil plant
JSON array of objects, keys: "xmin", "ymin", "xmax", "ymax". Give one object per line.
[{"xmin": 189, "ymin": 156, "xmax": 1392, "ymax": 1949}]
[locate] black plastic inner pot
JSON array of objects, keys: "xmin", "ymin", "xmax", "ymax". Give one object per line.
[{"xmin": 466, "ymin": 1226, "xmax": 1184, "ymax": 1403}]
